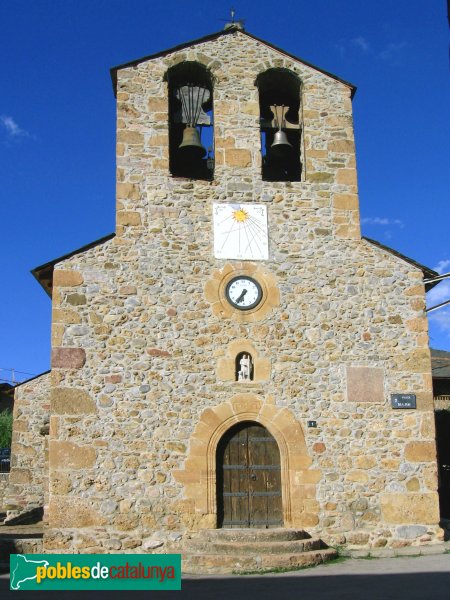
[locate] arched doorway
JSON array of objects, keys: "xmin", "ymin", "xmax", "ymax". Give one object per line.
[{"xmin": 216, "ymin": 421, "xmax": 283, "ymax": 528}]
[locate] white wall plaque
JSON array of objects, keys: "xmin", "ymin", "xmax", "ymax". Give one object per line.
[{"xmin": 213, "ymin": 203, "xmax": 269, "ymax": 261}]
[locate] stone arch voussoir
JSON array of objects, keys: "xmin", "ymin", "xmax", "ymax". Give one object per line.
[{"xmin": 173, "ymin": 394, "xmax": 319, "ymax": 529}]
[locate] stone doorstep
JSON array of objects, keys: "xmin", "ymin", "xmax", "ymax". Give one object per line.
[
  {"xmin": 182, "ymin": 548, "xmax": 337, "ymax": 575},
  {"xmin": 194, "ymin": 527, "xmax": 311, "ymax": 543},
  {"xmin": 186, "ymin": 538, "xmax": 323, "ymax": 555},
  {"xmin": 181, "ymin": 528, "xmax": 337, "ymax": 574}
]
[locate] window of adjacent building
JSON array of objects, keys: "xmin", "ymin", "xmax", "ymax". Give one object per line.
[
  {"xmin": 166, "ymin": 62, "xmax": 214, "ymax": 180},
  {"xmin": 256, "ymin": 69, "xmax": 301, "ymax": 182}
]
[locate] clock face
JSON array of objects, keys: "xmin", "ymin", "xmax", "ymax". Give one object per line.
[
  {"xmin": 225, "ymin": 276, "xmax": 263, "ymax": 310},
  {"xmin": 213, "ymin": 203, "xmax": 269, "ymax": 261}
]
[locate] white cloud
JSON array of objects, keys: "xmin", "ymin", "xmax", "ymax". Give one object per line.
[
  {"xmin": 428, "ymin": 306, "xmax": 450, "ymax": 335},
  {"xmin": 361, "ymin": 217, "xmax": 404, "ymax": 227},
  {"xmin": 433, "ymin": 260, "xmax": 450, "ymax": 275},
  {"xmin": 427, "ymin": 280, "xmax": 450, "ymax": 306},
  {"xmin": 334, "ymin": 43, "xmax": 346, "ymax": 58},
  {"xmin": 0, "ymin": 115, "xmax": 29, "ymax": 138},
  {"xmin": 352, "ymin": 36, "xmax": 370, "ymax": 52},
  {"xmin": 378, "ymin": 42, "xmax": 408, "ymax": 63}
]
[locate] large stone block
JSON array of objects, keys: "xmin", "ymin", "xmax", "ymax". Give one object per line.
[
  {"xmin": 225, "ymin": 149, "xmax": 251, "ymax": 167},
  {"xmin": 117, "ymin": 211, "xmax": 142, "ymax": 226},
  {"xmin": 404, "ymin": 441, "xmax": 436, "ymax": 462},
  {"xmin": 116, "ymin": 182, "xmax": 140, "ymax": 200},
  {"xmin": 345, "ymin": 470, "xmax": 369, "ymax": 483},
  {"xmin": 66, "ymin": 293, "xmax": 86, "ymax": 306},
  {"xmin": 346, "ymin": 366, "xmax": 384, "ymax": 403},
  {"xmin": 51, "ymin": 388, "xmax": 97, "ymax": 414},
  {"xmin": 328, "ymin": 139, "xmax": 354, "ymax": 153},
  {"xmin": 333, "ymin": 194, "xmax": 359, "ymax": 210},
  {"xmin": 49, "ymin": 497, "xmax": 106, "ymax": 528},
  {"xmin": 49, "ymin": 441, "xmax": 96, "ymax": 470},
  {"xmin": 53, "ymin": 270, "xmax": 84, "ymax": 287},
  {"xmin": 9, "ymin": 468, "xmax": 32, "ymax": 484},
  {"xmin": 52, "ymin": 309, "xmax": 82, "ymax": 324},
  {"xmin": 380, "ymin": 493, "xmax": 439, "ymax": 524},
  {"xmin": 336, "ymin": 168, "xmax": 357, "ymax": 185},
  {"xmin": 51, "ymin": 348, "xmax": 86, "ymax": 369},
  {"xmin": 117, "ymin": 130, "xmax": 144, "ymax": 145},
  {"xmin": 308, "ymin": 172, "xmax": 334, "ymax": 183}
]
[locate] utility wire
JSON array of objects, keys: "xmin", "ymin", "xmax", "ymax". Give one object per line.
[{"xmin": 0, "ymin": 368, "xmax": 37, "ymax": 376}]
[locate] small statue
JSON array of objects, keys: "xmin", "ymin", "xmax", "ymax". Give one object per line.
[{"xmin": 238, "ymin": 354, "xmax": 252, "ymax": 381}]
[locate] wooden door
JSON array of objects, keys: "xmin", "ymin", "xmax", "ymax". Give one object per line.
[{"xmin": 216, "ymin": 422, "xmax": 283, "ymax": 528}]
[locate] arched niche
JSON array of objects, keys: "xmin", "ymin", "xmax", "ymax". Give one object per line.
[
  {"xmin": 256, "ymin": 68, "xmax": 302, "ymax": 182},
  {"xmin": 165, "ymin": 61, "xmax": 214, "ymax": 180},
  {"xmin": 173, "ymin": 395, "xmax": 320, "ymax": 530},
  {"xmin": 235, "ymin": 352, "xmax": 254, "ymax": 381},
  {"xmin": 217, "ymin": 339, "xmax": 270, "ymax": 383}
]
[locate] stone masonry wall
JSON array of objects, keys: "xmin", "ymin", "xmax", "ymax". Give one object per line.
[
  {"xmin": 5, "ymin": 373, "xmax": 50, "ymax": 519},
  {"xmin": 0, "ymin": 473, "xmax": 9, "ymax": 510},
  {"xmin": 44, "ymin": 30, "xmax": 440, "ymax": 553}
]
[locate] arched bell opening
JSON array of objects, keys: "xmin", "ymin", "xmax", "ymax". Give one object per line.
[
  {"xmin": 166, "ymin": 61, "xmax": 214, "ymax": 180},
  {"xmin": 235, "ymin": 352, "xmax": 254, "ymax": 382},
  {"xmin": 256, "ymin": 68, "xmax": 301, "ymax": 182},
  {"xmin": 216, "ymin": 421, "xmax": 283, "ymax": 529}
]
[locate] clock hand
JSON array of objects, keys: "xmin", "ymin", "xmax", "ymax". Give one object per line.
[{"xmin": 236, "ymin": 289, "xmax": 247, "ymax": 304}]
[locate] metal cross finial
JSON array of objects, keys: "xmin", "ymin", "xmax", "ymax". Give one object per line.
[{"xmin": 222, "ymin": 7, "xmax": 245, "ymax": 30}]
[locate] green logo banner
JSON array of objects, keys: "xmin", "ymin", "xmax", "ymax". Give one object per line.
[{"xmin": 10, "ymin": 554, "xmax": 181, "ymax": 591}]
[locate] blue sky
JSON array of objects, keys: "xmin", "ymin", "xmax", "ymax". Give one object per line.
[{"xmin": 1, "ymin": 0, "xmax": 449, "ymax": 383}]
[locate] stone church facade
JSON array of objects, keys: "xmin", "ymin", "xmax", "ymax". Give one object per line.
[{"xmin": 6, "ymin": 27, "xmax": 442, "ymax": 556}]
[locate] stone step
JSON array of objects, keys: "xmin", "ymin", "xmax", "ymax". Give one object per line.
[
  {"xmin": 3, "ymin": 507, "xmax": 43, "ymax": 526},
  {"xmin": 182, "ymin": 548, "xmax": 338, "ymax": 575},
  {"xmin": 187, "ymin": 538, "xmax": 323, "ymax": 555},
  {"xmin": 196, "ymin": 528, "xmax": 310, "ymax": 543}
]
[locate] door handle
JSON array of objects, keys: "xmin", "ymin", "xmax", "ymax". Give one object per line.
[{"xmin": 250, "ymin": 473, "xmax": 257, "ymax": 481}]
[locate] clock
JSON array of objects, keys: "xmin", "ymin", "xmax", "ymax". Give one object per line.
[
  {"xmin": 213, "ymin": 203, "xmax": 269, "ymax": 261},
  {"xmin": 225, "ymin": 276, "xmax": 263, "ymax": 311}
]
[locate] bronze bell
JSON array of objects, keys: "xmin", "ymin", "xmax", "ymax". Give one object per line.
[
  {"xmin": 270, "ymin": 129, "xmax": 293, "ymax": 159},
  {"xmin": 178, "ymin": 126, "xmax": 206, "ymax": 158}
]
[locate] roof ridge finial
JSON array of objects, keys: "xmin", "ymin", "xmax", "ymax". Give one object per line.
[{"xmin": 223, "ymin": 7, "xmax": 245, "ymax": 30}]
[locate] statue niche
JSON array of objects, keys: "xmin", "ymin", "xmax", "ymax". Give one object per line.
[{"xmin": 236, "ymin": 352, "xmax": 253, "ymax": 382}]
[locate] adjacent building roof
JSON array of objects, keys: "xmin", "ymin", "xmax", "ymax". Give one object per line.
[
  {"xmin": 431, "ymin": 348, "xmax": 450, "ymax": 379},
  {"xmin": 110, "ymin": 27, "xmax": 357, "ymax": 98},
  {"xmin": 363, "ymin": 237, "xmax": 439, "ymax": 292},
  {"xmin": 31, "ymin": 233, "xmax": 115, "ymax": 297}
]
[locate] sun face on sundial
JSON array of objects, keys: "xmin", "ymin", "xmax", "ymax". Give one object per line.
[
  {"xmin": 213, "ymin": 203, "xmax": 269, "ymax": 261},
  {"xmin": 232, "ymin": 208, "xmax": 249, "ymax": 223}
]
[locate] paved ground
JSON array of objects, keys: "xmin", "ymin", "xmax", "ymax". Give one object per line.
[{"xmin": 1, "ymin": 553, "xmax": 450, "ymax": 599}]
